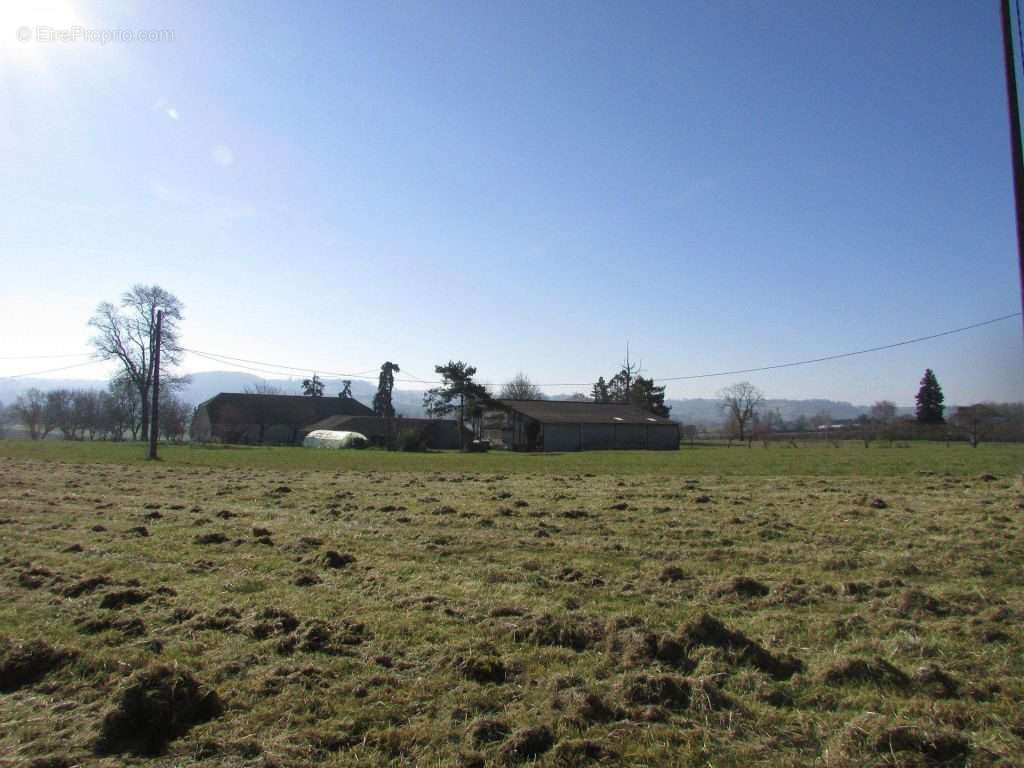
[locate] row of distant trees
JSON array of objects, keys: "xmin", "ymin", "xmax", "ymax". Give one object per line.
[
  {"xmin": 712, "ymin": 372, "xmax": 1024, "ymax": 446},
  {"xmin": 0, "ymin": 382, "xmax": 192, "ymax": 442}
]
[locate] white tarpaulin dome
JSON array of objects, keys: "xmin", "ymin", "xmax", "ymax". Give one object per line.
[{"xmin": 302, "ymin": 430, "xmax": 369, "ymax": 449}]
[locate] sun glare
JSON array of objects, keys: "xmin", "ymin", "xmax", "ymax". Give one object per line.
[{"xmin": 0, "ymin": 1, "xmax": 85, "ymax": 66}]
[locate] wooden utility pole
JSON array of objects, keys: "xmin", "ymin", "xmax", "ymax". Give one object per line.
[
  {"xmin": 1000, "ymin": 0, "xmax": 1024, "ymax": 334},
  {"xmin": 148, "ymin": 310, "xmax": 163, "ymax": 460}
]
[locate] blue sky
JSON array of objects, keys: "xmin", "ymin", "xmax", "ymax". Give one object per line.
[{"xmin": 1, "ymin": 0, "xmax": 1022, "ymax": 404}]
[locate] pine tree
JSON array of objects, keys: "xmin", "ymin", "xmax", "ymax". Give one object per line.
[
  {"xmin": 915, "ymin": 369, "xmax": 945, "ymax": 424},
  {"xmin": 301, "ymin": 373, "xmax": 324, "ymax": 397}
]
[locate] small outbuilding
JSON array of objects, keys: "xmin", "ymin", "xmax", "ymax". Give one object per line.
[
  {"xmin": 301, "ymin": 415, "xmax": 465, "ymax": 450},
  {"xmin": 302, "ymin": 430, "xmax": 369, "ymax": 449},
  {"xmin": 476, "ymin": 400, "xmax": 680, "ymax": 451}
]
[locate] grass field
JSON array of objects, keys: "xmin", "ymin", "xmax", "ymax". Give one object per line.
[
  {"xmin": 1, "ymin": 441, "xmax": 1022, "ymax": 766},
  {"xmin": 1, "ymin": 438, "xmax": 1023, "ymax": 477}
]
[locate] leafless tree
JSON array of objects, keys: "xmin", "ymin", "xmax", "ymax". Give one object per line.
[
  {"xmin": 499, "ymin": 372, "xmax": 544, "ymax": 400},
  {"xmin": 12, "ymin": 389, "xmax": 49, "ymax": 439},
  {"xmin": 107, "ymin": 375, "xmax": 143, "ymax": 440},
  {"xmin": 159, "ymin": 395, "xmax": 193, "ymax": 441},
  {"xmin": 718, "ymin": 382, "xmax": 764, "ymax": 443},
  {"xmin": 682, "ymin": 424, "xmax": 699, "ymax": 445},
  {"xmin": 950, "ymin": 403, "xmax": 1000, "ymax": 447},
  {"xmin": 870, "ymin": 400, "xmax": 897, "ymax": 424},
  {"xmin": 89, "ymin": 285, "xmax": 185, "ymax": 442},
  {"xmin": 243, "ymin": 381, "xmax": 286, "ymax": 395}
]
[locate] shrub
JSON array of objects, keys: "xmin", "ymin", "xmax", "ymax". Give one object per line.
[{"xmin": 398, "ymin": 429, "xmax": 427, "ymax": 452}]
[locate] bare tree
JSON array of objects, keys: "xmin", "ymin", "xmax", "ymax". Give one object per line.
[
  {"xmin": 243, "ymin": 381, "xmax": 286, "ymax": 395},
  {"xmin": 718, "ymin": 382, "xmax": 764, "ymax": 443},
  {"xmin": 499, "ymin": 372, "xmax": 544, "ymax": 400},
  {"xmin": 12, "ymin": 389, "xmax": 49, "ymax": 440},
  {"xmin": 159, "ymin": 395, "xmax": 193, "ymax": 441},
  {"xmin": 950, "ymin": 404, "xmax": 1000, "ymax": 447},
  {"xmin": 89, "ymin": 285, "xmax": 184, "ymax": 442},
  {"xmin": 107, "ymin": 375, "xmax": 143, "ymax": 440},
  {"xmin": 870, "ymin": 400, "xmax": 897, "ymax": 424}
]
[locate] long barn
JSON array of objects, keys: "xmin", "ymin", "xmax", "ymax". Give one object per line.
[
  {"xmin": 190, "ymin": 393, "xmax": 374, "ymax": 445},
  {"xmin": 476, "ymin": 399, "xmax": 679, "ymax": 451}
]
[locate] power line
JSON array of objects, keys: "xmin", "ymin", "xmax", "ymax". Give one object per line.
[
  {"xmin": 183, "ymin": 311, "xmax": 1021, "ymax": 389},
  {"xmin": 0, "ymin": 357, "xmax": 108, "ymax": 381},
  {"xmin": 0, "ymin": 352, "xmax": 94, "ymax": 360},
  {"xmin": 653, "ymin": 312, "xmax": 1023, "ymax": 383},
  {"xmin": 183, "ymin": 348, "xmax": 440, "ymax": 384}
]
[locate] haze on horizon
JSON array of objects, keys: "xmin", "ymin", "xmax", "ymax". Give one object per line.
[{"xmin": 2, "ymin": 1, "xmax": 1023, "ymax": 407}]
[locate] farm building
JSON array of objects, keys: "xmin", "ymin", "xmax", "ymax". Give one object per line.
[
  {"xmin": 476, "ymin": 400, "xmax": 680, "ymax": 451},
  {"xmin": 191, "ymin": 393, "xmax": 375, "ymax": 445},
  {"xmin": 302, "ymin": 415, "xmax": 466, "ymax": 449}
]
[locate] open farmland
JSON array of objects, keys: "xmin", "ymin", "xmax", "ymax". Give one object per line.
[{"xmin": 1, "ymin": 443, "xmax": 1022, "ymax": 766}]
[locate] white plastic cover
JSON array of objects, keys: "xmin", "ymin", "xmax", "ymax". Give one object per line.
[{"xmin": 302, "ymin": 430, "xmax": 369, "ymax": 449}]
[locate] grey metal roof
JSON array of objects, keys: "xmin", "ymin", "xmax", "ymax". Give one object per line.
[
  {"xmin": 495, "ymin": 399, "xmax": 676, "ymax": 426},
  {"xmin": 198, "ymin": 393, "xmax": 374, "ymax": 424}
]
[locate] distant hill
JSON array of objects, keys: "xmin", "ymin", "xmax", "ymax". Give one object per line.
[{"xmin": 0, "ymin": 372, "xmax": 917, "ymax": 425}]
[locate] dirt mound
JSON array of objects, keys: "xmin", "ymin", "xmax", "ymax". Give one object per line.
[
  {"xmin": 618, "ymin": 673, "xmax": 731, "ymax": 714},
  {"xmin": 556, "ymin": 688, "xmax": 624, "ymax": 724},
  {"xmin": 551, "ymin": 739, "xmax": 619, "ymax": 766},
  {"xmin": 453, "ymin": 654, "xmax": 508, "ymax": 683},
  {"xmin": 467, "ymin": 718, "xmax": 510, "ymax": 745},
  {"xmin": 822, "ymin": 657, "xmax": 911, "ymax": 688},
  {"xmin": 99, "ymin": 589, "xmax": 149, "ymax": 610},
  {"xmin": 710, "ymin": 576, "xmax": 769, "ymax": 598},
  {"xmin": 839, "ymin": 715, "xmax": 969, "ymax": 765},
  {"xmin": 678, "ymin": 613, "xmax": 803, "ymax": 679},
  {"xmin": 248, "ymin": 608, "xmax": 299, "ymax": 639},
  {"xmin": 619, "ymin": 674, "xmax": 692, "ymax": 708},
  {"xmin": 0, "ymin": 639, "xmax": 78, "ymax": 692},
  {"xmin": 913, "ymin": 664, "xmax": 960, "ymax": 698},
  {"xmin": 512, "ymin": 613, "xmax": 603, "ymax": 651},
  {"xmin": 489, "ymin": 605, "xmax": 527, "ymax": 618},
  {"xmin": 612, "ymin": 629, "xmax": 692, "ymax": 671},
  {"xmin": 296, "ymin": 619, "xmax": 370, "ymax": 653},
  {"xmin": 876, "ymin": 727, "xmax": 969, "ymax": 763},
  {"xmin": 320, "ymin": 550, "xmax": 356, "ymax": 569},
  {"xmin": 191, "ymin": 607, "xmax": 242, "ymax": 632},
  {"xmin": 293, "ymin": 572, "xmax": 322, "ymax": 587},
  {"xmin": 79, "ymin": 615, "xmax": 146, "ymax": 637},
  {"xmin": 18, "ymin": 566, "xmax": 53, "ymax": 590},
  {"xmin": 62, "ymin": 575, "xmax": 113, "ymax": 598},
  {"xmin": 658, "ymin": 566, "xmax": 688, "ymax": 583},
  {"xmin": 894, "ymin": 589, "xmax": 950, "ymax": 617},
  {"xmin": 499, "ymin": 725, "xmax": 555, "ymax": 763},
  {"xmin": 94, "ymin": 664, "xmax": 222, "ymax": 756},
  {"xmin": 194, "ymin": 532, "xmax": 228, "ymax": 545}
]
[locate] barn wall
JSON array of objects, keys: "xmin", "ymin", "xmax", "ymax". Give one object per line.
[
  {"xmin": 614, "ymin": 424, "xmax": 647, "ymax": 449},
  {"xmin": 646, "ymin": 425, "xmax": 680, "ymax": 450},
  {"xmin": 424, "ymin": 421, "xmax": 462, "ymax": 449},
  {"xmin": 544, "ymin": 424, "xmax": 581, "ymax": 451},
  {"xmin": 580, "ymin": 424, "xmax": 616, "ymax": 450}
]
